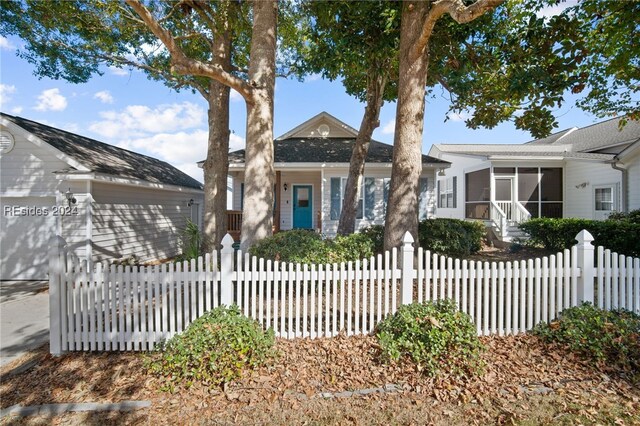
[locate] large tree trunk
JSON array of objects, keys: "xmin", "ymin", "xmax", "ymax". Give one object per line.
[
  {"xmin": 337, "ymin": 74, "xmax": 387, "ymax": 236},
  {"xmin": 383, "ymin": 1, "xmax": 431, "ymax": 251},
  {"xmin": 202, "ymin": 28, "xmax": 232, "ymax": 252},
  {"xmin": 240, "ymin": 0, "xmax": 277, "ymax": 251}
]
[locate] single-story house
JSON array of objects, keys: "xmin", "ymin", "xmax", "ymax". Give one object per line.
[
  {"xmin": 204, "ymin": 112, "xmax": 449, "ymax": 239},
  {"xmin": 0, "ymin": 113, "xmax": 204, "ymax": 280},
  {"xmin": 428, "ymin": 117, "xmax": 640, "ymax": 241}
]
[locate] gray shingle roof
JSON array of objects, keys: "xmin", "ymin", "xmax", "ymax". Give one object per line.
[
  {"xmin": 229, "ymin": 138, "xmax": 448, "ymax": 165},
  {"xmin": 2, "ymin": 113, "xmax": 203, "ymax": 190}
]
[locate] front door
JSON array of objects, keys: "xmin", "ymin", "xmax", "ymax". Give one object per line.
[
  {"xmin": 494, "ymin": 177, "xmax": 514, "ymax": 221},
  {"xmin": 293, "ymin": 185, "xmax": 313, "ymax": 229}
]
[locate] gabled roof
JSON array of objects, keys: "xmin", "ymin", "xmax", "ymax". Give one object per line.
[
  {"xmin": 1, "ymin": 113, "xmax": 203, "ymax": 190},
  {"xmin": 431, "ymin": 117, "xmax": 640, "ymax": 161},
  {"xmin": 275, "ymin": 112, "xmax": 359, "ymax": 140},
  {"xmin": 228, "ymin": 138, "xmax": 447, "ymax": 165}
]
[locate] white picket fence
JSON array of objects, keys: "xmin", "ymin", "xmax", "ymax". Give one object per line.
[{"xmin": 48, "ymin": 230, "xmax": 640, "ymax": 355}]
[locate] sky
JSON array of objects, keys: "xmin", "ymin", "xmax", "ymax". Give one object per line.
[{"xmin": 0, "ymin": 6, "xmax": 600, "ymax": 185}]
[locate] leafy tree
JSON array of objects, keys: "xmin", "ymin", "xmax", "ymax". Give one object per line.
[
  {"xmin": 383, "ymin": 0, "xmax": 610, "ymax": 249},
  {"xmin": 1, "ymin": 0, "xmax": 300, "ymax": 251},
  {"xmin": 300, "ymin": 1, "xmax": 400, "ymax": 235}
]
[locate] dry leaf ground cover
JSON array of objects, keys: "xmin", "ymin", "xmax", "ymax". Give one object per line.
[{"xmin": 1, "ymin": 334, "xmax": 639, "ymax": 425}]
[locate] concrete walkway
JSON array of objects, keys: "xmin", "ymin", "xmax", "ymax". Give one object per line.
[{"xmin": 0, "ymin": 281, "xmax": 49, "ymax": 367}]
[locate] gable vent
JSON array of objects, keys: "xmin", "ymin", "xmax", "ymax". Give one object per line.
[
  {"xmin": 318, "ymin": 124, "xmax": 330, "ymax": 138},
  {"xmin": 0, "ymin": 131, "xmax": 15, "ymax": 154}
]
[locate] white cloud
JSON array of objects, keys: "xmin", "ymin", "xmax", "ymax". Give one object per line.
[
  {"xmin": 536, "ymin": 0, "xmax": 577, "ymax": 18},
  {"xmin": 380, "ymin": 119, "xmax": 395, "ymax": 135},
  {"xmin": 306, "ymin": 73, "xmax": 322, "ymax": 82},
  {"xmin": 0, "ymin": 84, "xmax": 16, "ymax": 106},
  {"xmin": 89, "ymin": 102, "xmax": 206, "ymax": 139},
  {"xmin": 34, "ymin": 88, "xmax": 68, "ymax": 112},
  {"xmin": 0, "ymin": 36, "xmax": 16, "ymax": 50},
  {"xmin": 230, "ymin": 133, "xmax": 246, "ymax": 151},
  {"xmin": 94, "ymin": 90, "xmax": 114, "ymax": 104},
  {"xmin": 10, "ymin": 106, "xmax": 23, "ymax": 115},
  {"xmin": 109, "ymin": 66, "xmax": 131, "ymax": 77},
  {"xmin": 230, "ymin": 89, "xmax": 243, "ymax": 102},
  {"xmin": 448, "ymin": 111, "xmax": 471, "ymax": 122}
]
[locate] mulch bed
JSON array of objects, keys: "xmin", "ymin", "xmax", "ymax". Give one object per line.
[{"xmin": 1, "ymin": 335, "xmax": 639, "ymax": 425}]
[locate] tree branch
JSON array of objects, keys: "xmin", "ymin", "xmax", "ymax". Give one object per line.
[
  {"xmin": 124, "ymin": 0, "xmax": 254, "ymax": 101},
  {"xmin": 410, "ymin": 0, "xmax": 504, "ymax": 62}
]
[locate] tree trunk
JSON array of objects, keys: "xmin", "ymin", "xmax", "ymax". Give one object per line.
[
  {"xmin": 337, "ymin": 74, "xmax": 387, "ymax": 236},
  {"xmin": 240, "ymin": 0, "xmax": 277, "ymax": 251},
  {"xmin": 201, "ymin": 22, "xmax": 232, "ymax": 252},
  {"xmin": 383, "ymin": 1, "xmax": 431, "ymax": 251}
]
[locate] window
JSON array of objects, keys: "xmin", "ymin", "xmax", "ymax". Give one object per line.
[
  {"xmin": 465, "ymin": 168, "xmax": 489, "ymax": 219},
  {"xmin": 437, "ymin": 176, "xmax": 457, "ymax": 208},
  {"xmin": 595, "ymin": 187, "xmax": 614, "ymax": 211},
  {"xmin": 329, "ymin": 177, "xmax": 375, "ymax": 220}
]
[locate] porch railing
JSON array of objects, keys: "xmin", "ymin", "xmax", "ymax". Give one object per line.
[
  {"xmin": 514, "ymin": 201, "xmax": 532, "ymax": 223},
  {"xmin": 490, "ymin": 201, "xmax": 507, "ymax": 238},
  {"xmin": 226, "ymin": 210, "xmax": 242, "ymax": 241}
]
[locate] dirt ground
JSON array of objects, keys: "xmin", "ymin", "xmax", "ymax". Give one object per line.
[{"xmin": 1, "ymin": 334, "xmax": 639, "ymax": 425}]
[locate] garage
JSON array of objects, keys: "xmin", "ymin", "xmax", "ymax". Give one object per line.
[{"xmin": 1, "ymin": 196, "xmax": 57, "ymax": 280}]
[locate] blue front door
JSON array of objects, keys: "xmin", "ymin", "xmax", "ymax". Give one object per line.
[{"xmin": 293, "ymin": 185, "xmax": 313, "ymax": 229}]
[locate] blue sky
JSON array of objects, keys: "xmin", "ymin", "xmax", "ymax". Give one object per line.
[{"xmin": 0, "ymin": 19, "xmax": 600, "ymax": 184}]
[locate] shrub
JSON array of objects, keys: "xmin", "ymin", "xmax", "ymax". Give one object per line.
[
  {"xmin": 607, "ymin": 209, "xmax": 640, "ymax": 224},
  {"xmin": 418, "ymin": 218, "xmax": 485, "ymax": 256},
  {"xmin": 376, "ymin": 299, "xmax": 485, "ymax": 377},
  {"xmin": 249, "ymin": 229, "xmax": 375, "ymax": 264},
  {"xmin": 249, "ymin": 229, "xmax": 331, "ymax": 264},
  {"xmin": 532, "ymin": 303, "xmax": 640, "ymax": 374},
  {"xmin": 146, "ymin": 305, "xmax": 275, "ymax": 389},
  {"xmin": 359, "ymin": 225, "xmax": 385, "ymax": 255},
  {"xmin": 519, "ymin": 218, "xmax": 640, "ymax": 256},
  {"xmin": 177, "ymin": 219, "xmax": 202, "ymax": 261}
]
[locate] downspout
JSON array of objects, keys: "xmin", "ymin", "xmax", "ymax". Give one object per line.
[{"xmin": 610, "ymin": 160, "xmax": 628, "ymax": 213}]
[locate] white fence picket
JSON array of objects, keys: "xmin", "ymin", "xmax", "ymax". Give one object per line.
[{"xmin": 49, "ymin": 230, "xmax": 639, "ymax": 353}]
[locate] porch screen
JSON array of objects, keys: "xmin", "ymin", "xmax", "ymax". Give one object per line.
[{"xmin": 465, "ymin": 168, "xmax": 490, "ymax": 219}]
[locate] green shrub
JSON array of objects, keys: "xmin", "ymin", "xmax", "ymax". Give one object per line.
[
  {"xmin": 146, "ymin": 305, "xmax": 275, "ymax": 389},
  {"xmin": 249, "ymin": 229, "xmax": 375, "ymax": 264},
  {"xmin": 249, "ymin": 229, "xmax": 331, "ymax": 264},
  {"xmin": 376, "ymin": 299, "xmax": 485, "ymax": 377},
  {"xmin": 359, "ymin": 225, "xmax": 385, "ymax": 255},
  {"xmin": 177, "ymin": 219, "xmax": 202, "ymax": 261},
  {"xmin": 533, "ymin": 303, "xmax": 640, "ymax": 373},
  {"xmin": 418, "ymin": 218, "xmax": 485, "ymax": 256},
  {"xmin": 607, "ymin": 209, "xmax": 640, "ymax": 224},
  {"xmin": 519, "ymin": 218, "xmax": 640, "ymax": 256}
]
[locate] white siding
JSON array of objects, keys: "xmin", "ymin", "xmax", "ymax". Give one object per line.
[
  {"xmin": 625, "ymin": 153, "xmax": 640, "ymax": 211},
  {"xmin": 90, "ymin": 182, "xmax": 203, "ymax": 262},
  {"xmin": 321, "ymin": 168, "xmax": 436, "ymax": 237},
  {"xmin": 1, "ymin": 124, "xmax": 68, "ymax": 195},
  {"xmin": 433, "ymin": 153, "xmax": 488, "ymax": 220},
  {"xmin": 564, "ymin": 160, "xmax": 622, "ymax": 219}
]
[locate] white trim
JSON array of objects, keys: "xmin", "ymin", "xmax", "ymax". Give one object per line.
[
  {"xmin": 1, "ymin": 117, "xmax": 91, "ymax": 172},
  {"xmin": 1, "ymin": 191, "xmax": 59, "ymax": 197},
  {"xmin": 276, "ymin": 112, "xmax": 359, "ymax": 140},
  {"xmin": 85, "ymin": 181, "xmax": 93, "ymax": 263},
  {"xmin": 291, "ymin": 183, "xmax": 314, "ymax": 229},
  {"xmin": 593, "ymin": 183, "xmax": 619, "ymax": 219},
  {"xmin": 55, "ymin": 173, "xmax": 203, "ymax": 194},
  {"xmin": 228, "ymin": 162, "xmax": 448, "ymax": 171}
]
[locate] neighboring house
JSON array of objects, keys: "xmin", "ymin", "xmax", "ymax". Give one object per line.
[
  {"xmin": 203, "ymin": 112, "xmax": 449, "ymax": 239},
  {"xmin": 0, "ymin": 113, "xmax": 204, "ymax": 280},
  {"xmin": 428, "ymin": 117, "xmax": 640, "ymax": 241}
]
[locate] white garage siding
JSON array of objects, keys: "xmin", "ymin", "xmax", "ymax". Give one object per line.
[
  {"xmin": 90, "ymin": 182, "xmax": 202, "ymax": 262},
  {"xmin": 0, "ymin": 197, "xmax": 57, "ymax": 280}
]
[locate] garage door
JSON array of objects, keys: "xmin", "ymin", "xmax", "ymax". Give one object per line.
[{"xmin": 1, "ymin": 197, "xmax": 56, "ymax": 280}]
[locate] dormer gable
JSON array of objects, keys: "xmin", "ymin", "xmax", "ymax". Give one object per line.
[{"xmin": 276, "ymin": 111, "xmax": 358, "ymax": 140}]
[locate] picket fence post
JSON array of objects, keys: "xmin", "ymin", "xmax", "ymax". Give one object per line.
[
  {"xmin": 48, "ymin": 235, "xmax": 66, "ymax": 356},
  {"xmin": 220, "ymin": 233, "xmax": 235, "ymax": 306},
  {"xmin": 400, "ymin": 231, "xmax": 415, "ymax": 306},
  {"xmin": 575, "ymin": 230, "xmax": 595, "ymax": 305}
]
